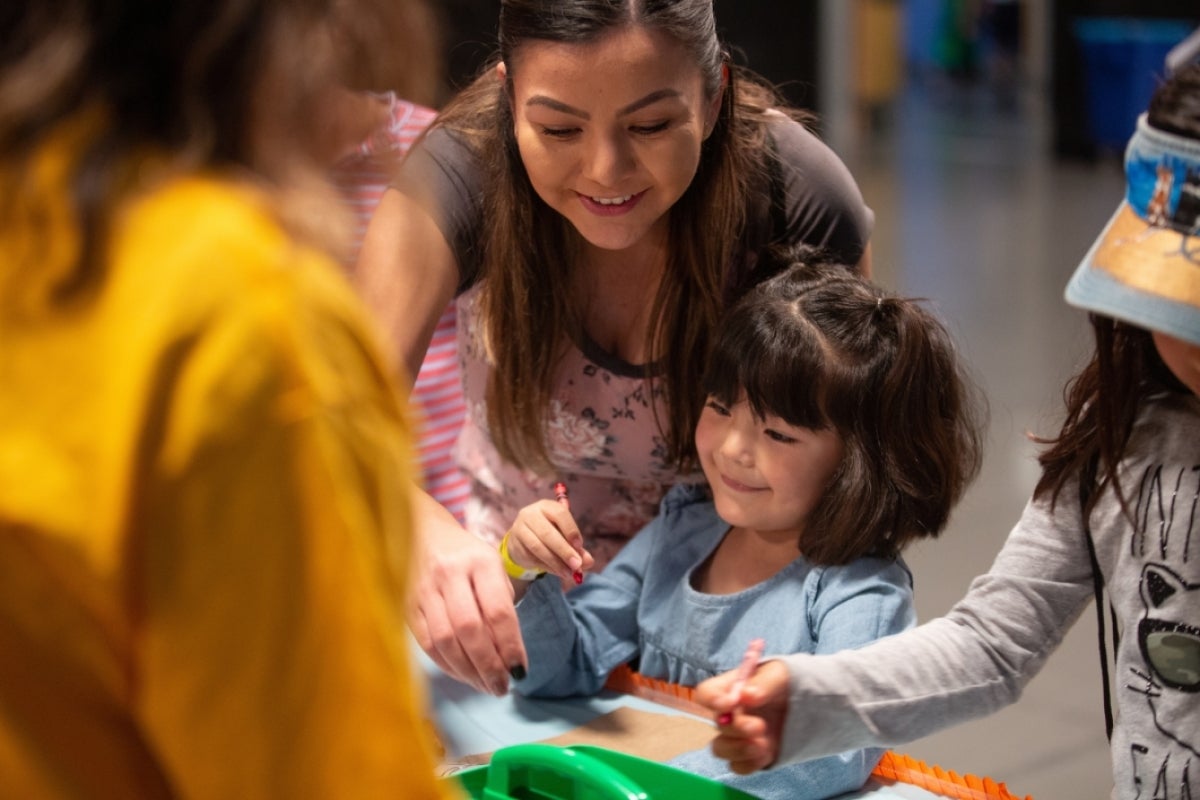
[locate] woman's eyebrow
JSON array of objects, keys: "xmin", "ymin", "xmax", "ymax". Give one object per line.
[
  {"xmin": 618, "ymin": 88, "xmax": 682, "ymax": 116},
  {"xmin": 526, "ymin": 96, "xmax": 588, "ymax": 118},
  {"xmin": 524, "ymin": 88, "xmax": 683, "ymax": 119}
]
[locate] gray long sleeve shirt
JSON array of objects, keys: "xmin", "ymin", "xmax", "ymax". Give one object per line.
[{"xmin": 773, "ymin": 391, "xmax": 1200, "ymax": 800}]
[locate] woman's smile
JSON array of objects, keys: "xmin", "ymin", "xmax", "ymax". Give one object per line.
[{"xmin": 578, "ymin": 190, "xmax": 645, "ymax": 216}]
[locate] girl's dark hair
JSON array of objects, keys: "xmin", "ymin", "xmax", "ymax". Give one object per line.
[
  {"xmin": 1, "ymin": 0, "xmax": 437, "ymax": 299},
  {"xmin": 433, "ymin": 0, "xmax": 814, "ymax": 474},
  {"xmin": 1035, "ymin": 63, "xmax": 1200, "ymax": 512},
  {"xmin": 704, "ymin": 249, "xmax": 986, "ymax": 564}
]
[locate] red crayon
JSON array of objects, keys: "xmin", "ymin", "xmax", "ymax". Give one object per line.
[
  {"xmin": 717, "ymin": 638, "xmax": 765, "ymax": 725},
  {"xmin": 554, "ymin": 482, "xmax": 583, "ymax": 584}
]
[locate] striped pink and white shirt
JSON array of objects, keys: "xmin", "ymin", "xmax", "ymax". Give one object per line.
[{"xmin": 329, "ymin": 93, "xmax": 469, "ymax": 525}]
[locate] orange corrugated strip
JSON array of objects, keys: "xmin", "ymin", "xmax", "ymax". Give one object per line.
[
  {"xmin": 604, "ymin": 664, "xmax": 708, "ymax": 716},
  {"xmin": 870, "ymin": 751, "xmax": 1033, "ymax": 800},
  {"xmin": 603, "ymin": 667, "xmax": 1033, "ymax": 800}
]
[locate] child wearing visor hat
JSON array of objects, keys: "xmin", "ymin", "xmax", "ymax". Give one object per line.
[{"xmin": 694, "ymin": 61, "xmax": 1200, "ymax": 800}]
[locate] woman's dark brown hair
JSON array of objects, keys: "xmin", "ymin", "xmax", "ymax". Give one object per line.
[
  {"xmin": 704, "ymin": 250, "xmax": 986, "ymax": 564},
  {"xmin": 432, "ymin": 0, "xmax": 820, "ymax": 474},
  {"xmin": 1035, "ymin": 64, "xmax": 1200, "ymax": 514}
]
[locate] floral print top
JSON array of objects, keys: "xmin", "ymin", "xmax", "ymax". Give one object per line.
[{"xmin": 453, "ymin": 286, "xmax": 702, "ymax": 569}]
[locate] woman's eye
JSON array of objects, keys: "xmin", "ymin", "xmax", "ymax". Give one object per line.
[
  {"xmin": 540, "ymin": 126, "xmax": 580, "ymax": 139},
  {"xmin": 630, "ymin": 121, "xmax": 670, "ymax": 135}
]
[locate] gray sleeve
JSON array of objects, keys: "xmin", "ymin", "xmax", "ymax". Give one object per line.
[
  {"xmin": 390, "ymin": 126, "xmax": 483, "ymax": 291},
  {"xmin": 767, "ymin": 114, "xmax": 874, "ymax": 265},
  {"xmin": 771, "ymin": 493, "xmax": 1094, "ymax": 764}
]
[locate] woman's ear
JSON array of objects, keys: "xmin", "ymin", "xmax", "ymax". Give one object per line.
[
  {"xmin": 704, "ymin": 63, "xmax": 730, "ymax": 139},
  {"xmin": 496, "ymin": 61, "xmax": 508, "ymax": 84}
]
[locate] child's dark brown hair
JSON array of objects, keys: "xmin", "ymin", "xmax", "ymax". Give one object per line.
[
  {"xmin": 703, "ymin": 248, "xmax": 986, "ymax": 564},
  {"xmin": 1036, "ymin": 64, "xmax": 1200, "ymax": 514}
]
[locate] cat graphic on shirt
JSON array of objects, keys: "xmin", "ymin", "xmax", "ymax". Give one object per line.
[{"xmin": 1125, "ymin": 462, "xmax": 1200, "ymax": 798}]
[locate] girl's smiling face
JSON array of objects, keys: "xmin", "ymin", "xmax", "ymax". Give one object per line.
[
  {"xmin": 503, "ymin": 25, "xmax": 722, "ymax": 254},
  {"xmin": 695, "ymin": 394, "xmax": 845, "ymax": 543}
]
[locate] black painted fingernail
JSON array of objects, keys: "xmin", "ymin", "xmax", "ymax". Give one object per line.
[{"xmin": 509, "ymin": 664, "xmax": 527, "ymax": 681}]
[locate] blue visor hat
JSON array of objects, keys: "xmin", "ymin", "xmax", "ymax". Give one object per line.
[{"xmin": 1065, "ymin": 113, "xmax": 1200, "ymax": 344}]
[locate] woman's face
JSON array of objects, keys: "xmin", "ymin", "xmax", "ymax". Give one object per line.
[{"xmin": 503, "ymin": 25, "xmax": 722, "ymax": 253}]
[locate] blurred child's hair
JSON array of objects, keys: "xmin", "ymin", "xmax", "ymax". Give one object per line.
[
  {"xmin": 703, "ymin": 248, "xmax": 985, "ymax": 564},
  {"xmin": 0, "ymin": 0, "xmax": 436, "ymax": 299}
]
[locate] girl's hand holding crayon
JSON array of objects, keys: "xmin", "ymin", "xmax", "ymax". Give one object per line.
[
  {"xmin": 695, "ymin": 658, "xmax": 791, "ymax": 775},
  {"xmin": 500, "ymin": 483, "xmax": 594, "ymax": 585}
]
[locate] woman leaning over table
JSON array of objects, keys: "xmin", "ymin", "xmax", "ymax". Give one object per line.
[{"xmin": 357, "ymin": 0, "xmax": 875, "ymax": 698}]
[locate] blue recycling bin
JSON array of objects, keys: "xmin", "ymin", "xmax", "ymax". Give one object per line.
[{"xmin": 1073, "ymin": 18, "xmax": 1197, "ymax": 151}]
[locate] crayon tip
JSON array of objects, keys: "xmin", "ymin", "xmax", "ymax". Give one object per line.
[
  {"xmin": 717, "ymin": 712, "xmax": 732, "ymax": 725},
  {"xmin": 573, "ymin": 570, "xmax": 583, "ymax": 585}
]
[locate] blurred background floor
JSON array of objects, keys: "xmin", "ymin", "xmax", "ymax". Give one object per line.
[{"xmin": 847, "ymin": 74, "xmax": 1121, "ymax": 799}]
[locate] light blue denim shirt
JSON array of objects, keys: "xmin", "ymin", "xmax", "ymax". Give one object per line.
[{"xmin": 514, "ymin": 483, "xmax": 916, "ymax": 799}]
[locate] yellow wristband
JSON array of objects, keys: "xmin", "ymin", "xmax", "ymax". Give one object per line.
[{"xmin": 499, "ymin": 532, "xmax": 545, "ymax": 581}]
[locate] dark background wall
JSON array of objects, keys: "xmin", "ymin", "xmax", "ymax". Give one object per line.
[
  {"xmin": 432, "ymin": 1, "xmax": 823, "ymax": 110},
  {"xmin": 1052, "ymin": 0, "xmax": 1198, "ymax": 158}
]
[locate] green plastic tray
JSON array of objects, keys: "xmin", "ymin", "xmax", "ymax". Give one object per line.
[{"xmin": 448, "ymin": 743, "xmax": 759, "ymax": 800}]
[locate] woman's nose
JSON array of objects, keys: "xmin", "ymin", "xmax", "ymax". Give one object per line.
[{"xmin": 582, "ymin": 132, "xmax": 635, "ymax": 186}]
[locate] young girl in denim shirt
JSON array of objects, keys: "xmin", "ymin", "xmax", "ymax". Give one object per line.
[{"xmin": 498, "ymin": 254, "xmax": 986, "ymax": 799}]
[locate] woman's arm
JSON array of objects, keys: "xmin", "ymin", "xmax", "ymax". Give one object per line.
[
  {"xmin": 356, "ymin": 183, "xmax": 528, "ymax": 697},
  {"xmin": 355, "ymin": 187, "xmax": 458, "ymax": 389}
]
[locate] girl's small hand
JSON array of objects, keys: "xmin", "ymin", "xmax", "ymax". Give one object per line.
[
  {"xmin": 696, "ymin": 659, "xmax": 790, "ymax": 774},
  {"xmin": 505, "ymin": 499, "xmax": 594, "ymax": 583}
]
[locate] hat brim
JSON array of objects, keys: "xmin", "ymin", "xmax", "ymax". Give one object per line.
[{"xmin": 1065, "ymin": 201, "xmax": 1200, "ymax": 345}]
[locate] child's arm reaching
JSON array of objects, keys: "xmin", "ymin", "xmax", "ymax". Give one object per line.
[
  {"xmin": 500, "ymin": 491, "xmax": 594, "ymax": 589},
  {"xmin": 698, "ymin": 659, "xmax": 792, "ymax": 774},
  {"xmin": 685, "ymin": 564, "xmax": 911, "ymax": 800}
]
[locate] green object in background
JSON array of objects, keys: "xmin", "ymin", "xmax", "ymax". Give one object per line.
[{"xmin": 449, "ymin": 743, "xmax": 760, "ymax": 800}]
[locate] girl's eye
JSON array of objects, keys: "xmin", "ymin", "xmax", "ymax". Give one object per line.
[
  {"xmin": 704, "ymin": 399, "xmax": 730, "ymax": 416},
  {"xmin": 540, "ymin": 126, "xmax": 580, "ymax": 139},
  {"xmin": 630, "ymin": 121, "xmax": 670, "ymax": 135},
  {"xmin": 765, "ymin": 429, "xmax": 797, "ymax": 444}
]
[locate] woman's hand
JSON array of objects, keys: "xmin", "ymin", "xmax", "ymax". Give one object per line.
[
  {"xmin": 695, "ymin": 659, "xmax": 791, "ymax": 774},
  {"xmin": 504, "ymin": 498, "xmax": 594, "ymax": 584},
  {"xmin": 407, "ymin": 495, "xmax": 528, "ymax": 696}
]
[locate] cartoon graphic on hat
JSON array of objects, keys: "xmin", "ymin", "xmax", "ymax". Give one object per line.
[{"xmin": 1066, "ymin": 114, "xmax": 1200, "ymax": 345}]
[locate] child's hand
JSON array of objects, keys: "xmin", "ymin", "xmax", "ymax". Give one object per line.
[
  {"xmin": 504, "ymin": 498, "xmax": 594, "ymax": 583},
  {"xmin": 695, "ymin": 660, "xmax": 790, "ymax": 774}
]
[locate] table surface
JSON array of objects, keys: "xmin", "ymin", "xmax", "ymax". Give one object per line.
[{"xmin": 420, "ymin": 651, "xmax": 974, "ymax": 800}]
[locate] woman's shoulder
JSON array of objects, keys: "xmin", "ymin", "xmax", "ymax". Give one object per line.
[
  {"xmin": 121, "ymin": 175, "xmax": 387, "ymax": 373},
  {"xmin": 749, "ymin": 110, "xmax": 873, "ymax": 264},
  {"xmin": 123, "ymin": 176, "xmax": 331, "ymax": 286},
  {"xmin": 761, "ymin": 111, "xmax": 852, "ymax": 178},
  {"xmin": 392, "ymin": 124, "xmax": 484, "ymax": 286}
]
